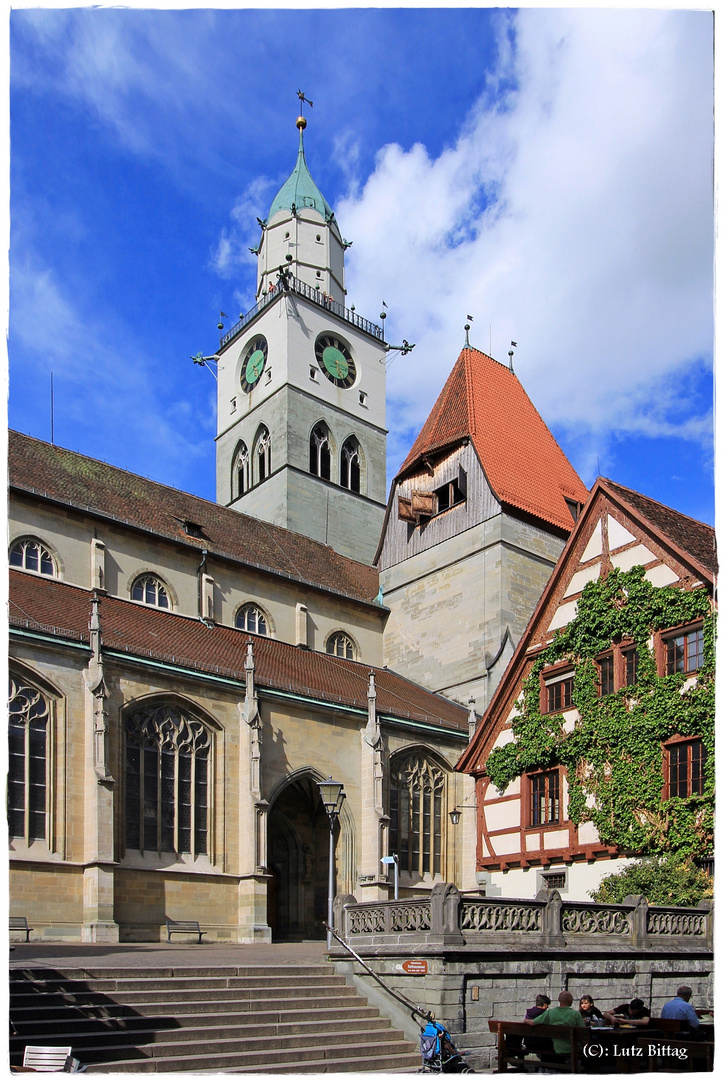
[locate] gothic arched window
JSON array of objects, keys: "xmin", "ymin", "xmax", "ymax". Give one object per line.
[
  {"xmin": 10, "ymin": 538, "xmax": 56, "ymax": 577},
  {"xmin": 340, "ymin": 437, "xmax": 361, "ymax": 493},
  {"xmin": 234, "ymin": 441, "xmax": 250, "ymax": 498},
  {"xmin": 255, "ymin": 426, "xmax": 271, "ymax": 483},
  {"xmin": 389, "ymin": 753, "xmax": 445, "ymax": 878},
  {"xmin": 326, "ymin": 631, "xmax": 357, "ymax": 660},
  {"xmin": 131, "ymin": 574, "xmax": 170, "ymax": 609},
  {"xmin": 8, "ymin": 676, "xmax": 50, "ymax": 842},
  {"xmin": 125, "ymin": 703, "xmax": 210, "ymax": 857},
  {"xmin": 310, "ymin": 423, "xmax": 331, "ymax": 481},
  {"xmin": 236, "ymin": 603, "xmax": 269, "ymax": 636}
]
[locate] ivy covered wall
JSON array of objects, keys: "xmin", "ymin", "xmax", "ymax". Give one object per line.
[{"xmin": 485, "ymin": 565, "xmax": 714, "ymax": 860}]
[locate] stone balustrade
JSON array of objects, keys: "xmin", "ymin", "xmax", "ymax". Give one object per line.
[{"xmin": 333, "ymin": 882, "xmax": 713, "ymax": 955}]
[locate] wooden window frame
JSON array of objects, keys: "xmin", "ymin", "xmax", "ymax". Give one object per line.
[
  {"xmin": 663, "ymin": 736, "xmax": 707, "ymax": 800},
  {"xmin": 661, "ymin": 623, "xmax": 705, "ymax": 677},
  {"xmin": 527, "ymin": 768, "xmax": 562, "ymax": 829},
  {"xmin": 541, "ymin": 665, "xmax": 574, "ymax": 715}
]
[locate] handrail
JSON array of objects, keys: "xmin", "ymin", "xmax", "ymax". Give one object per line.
[{"xmin": 219, "ymin": 276, "xmax": 384, "ymax": 350}]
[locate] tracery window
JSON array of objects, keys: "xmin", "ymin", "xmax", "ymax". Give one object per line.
[
  {"xmin": 236, "ymin": 603, "xmax": 269, "ymax": 636},
  {"xmin": 326, "ymin": 631, "xmax": 356, "ymax": 660},
  {"xmin": 389, "ymin": 753, "xmax": 444, "ymax": 877},
  {"xmin": 10, "ymin": 538, "xmax": 56, "ymax": 577},
  {"xmin": 255, "ymin": 426, "xmax": 271, "ymax": 483},
  {"xmin": 234, "ymin": 441, "xmax": 250, "ymax": 497},
  {"xmin": 131, "ymin": 574, "xmax": 170, "ymax": 609},
  {"xmin": 310, "ymin": 423, "xmax": 331, "ymax": 481},
  {"xmin": 8, "ymin": 676, "xmax": 49, "ymax": 842},
  {"xmin": 125, "ymin": 703, "xmax": 210, "ymax": 857},
  {"xmin": 340, "ymin": 437, "xmax": 361, "ymax": 492}
]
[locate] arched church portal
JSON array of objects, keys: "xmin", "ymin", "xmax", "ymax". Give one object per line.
[{"xmin": 267, "ymin": 775, "xmax": 332, "ymax": 941}]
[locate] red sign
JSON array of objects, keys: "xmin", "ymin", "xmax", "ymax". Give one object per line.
[{"xmin": 402, "ymin": 959, "xmax": 428, "ymax": 975}]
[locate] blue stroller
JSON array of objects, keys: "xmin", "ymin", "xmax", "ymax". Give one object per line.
[{"xmin": 419, "ymin": 1019, "xmax": 474, "ymax": 1073}]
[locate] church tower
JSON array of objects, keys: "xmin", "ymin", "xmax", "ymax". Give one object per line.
[{"xmin": 215, "ymin": 114, "xmax": 388, "ymax": 565}]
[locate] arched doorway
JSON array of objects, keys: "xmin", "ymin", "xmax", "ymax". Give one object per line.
[{"xmin": 267, "ymin": 775, "xmax": 330, "ymax": 941}]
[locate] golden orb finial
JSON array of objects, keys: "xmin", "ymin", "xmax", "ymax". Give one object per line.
[{"xmin": 296, "ymin": 115, "xmax": 307, "ymax": 131}]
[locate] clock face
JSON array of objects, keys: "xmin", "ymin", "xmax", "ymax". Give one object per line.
[
  {"xmin": 315, "ymin": 333, "xmax": 357, "ymax": 389},
  {"xmin": 240, "ymin": 336, "xmax": 268, "ymax": 393}
]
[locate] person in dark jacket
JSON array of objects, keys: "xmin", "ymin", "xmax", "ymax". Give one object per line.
[{"xmin": 579, "ymin": 995, "xmax": 604, "ymax": 1025}]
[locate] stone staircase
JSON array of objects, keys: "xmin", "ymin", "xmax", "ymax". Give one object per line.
[{"xmin": 9, "ymin": 964, "xmax": 421, "ymax": 1072}]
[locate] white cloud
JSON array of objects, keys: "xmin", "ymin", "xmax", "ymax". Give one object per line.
[{"xmin": 336, "ymin": 9, "xmax": 713, "ymax": 481}]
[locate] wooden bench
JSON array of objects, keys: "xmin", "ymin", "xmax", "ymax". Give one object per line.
[
  {"xmin": 10, "ymin": 916, "xmax": 33, "ymax": 942},
  {"xmin": 489, "ymin": 1020, "xmax": 590, "ymax": 1073},
  {"xmin": 22, "ymin": 1045, "xmax": 72, "ymax": 1071},
  {"xmin": 165, "ymin": 918, "xmax": 207, "ymax": 943}
]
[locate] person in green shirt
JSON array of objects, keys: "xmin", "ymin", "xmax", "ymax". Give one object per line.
[{"xmin": 526, "ymin": 991, "xmax": 586, "ymax": 1058}]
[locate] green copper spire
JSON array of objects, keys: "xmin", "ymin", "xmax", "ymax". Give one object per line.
[{"xmin": 268, "ymin": 119, "xmax": 334, "ymax": 222}]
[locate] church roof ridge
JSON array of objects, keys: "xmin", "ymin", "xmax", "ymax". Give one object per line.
[
  {"xmin": 396, "ymin": 345, "xmax": 588, "ymax": 533},
  {"xmin": 8, "ymin": 430, "xmax": 381, "ymax": 607},
  {"xmin": 268, "ymin": 125, "xmax": 333, "ymax": 222}
]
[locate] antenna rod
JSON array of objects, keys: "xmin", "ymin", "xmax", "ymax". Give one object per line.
[{"xmin": 50, "ymin": 372, "xmax": 54, "ymax": 446}]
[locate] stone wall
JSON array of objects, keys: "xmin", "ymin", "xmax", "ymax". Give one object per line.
[{"xmin": 330, "ymin": 884, "xmax": 714, "ymax": 1072}]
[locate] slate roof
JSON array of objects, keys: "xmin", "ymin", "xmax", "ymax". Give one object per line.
[
  {"xmin": 9, "ymin": 571, "xmax": 469, "ymax": 733},
  {"xmin": 396, "ymin": 347, "xmax": 588, "ymax": 533},
  {"xmin": 604, "ymin": 478, "xmax": 717, "ymax": 579},
  {"xmin": 9, "ymin": 431, "xmax": 380, "ymax": 607}
]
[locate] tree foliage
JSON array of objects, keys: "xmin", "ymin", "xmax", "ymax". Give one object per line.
[
  {"xmin": 590, "ymin": 855, "xmax": 713, "ymax": 907},
  {"xmin": 485, "ymin": 566, "xmax": 714, "ymax": 860}
]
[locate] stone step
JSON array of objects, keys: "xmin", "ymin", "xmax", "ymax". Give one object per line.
[
  {"xmin": 9, "ymin": 964, "xmax": 420, "ymax": 1074},
  {"xmin": 11, "ymin": 983, "xmax": 358, "ymax": 1007},
  {"xmin": 81, "ymin": 1038, "xmax": 420, "ymax": 1073},
  {"xmin": 10, "ymin": 1014, "xmax": 397, "ymax": 1052},
  {"xmin": 10, "ymin": 1001, "xmax": 382, "ymax": 1030},
  {"xmin": 11, "ymin": 964, "xmax": 331, "ymax": 981},
  {"xmin": 11, "ymin": 972, "xmax": 344, "ymax": 994}
]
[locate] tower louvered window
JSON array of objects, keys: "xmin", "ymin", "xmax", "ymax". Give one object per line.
[
  {"xmin": 8, "ymin": 677, "xmax": 49, "ymax": 842},
  {"xmin": 125, "ymin": 704, "xmax": 210, "ymax": 857},
  {"xmin": 255, "ymin": 427, "xmax": 271, "ymax": 483},
  {"xmin": 389, "ymin": 754, "xmax": 444, "ymax": 877},
  {"xmin": 235, "ymin": 442, "xmax": 250, "ymax": 497}
]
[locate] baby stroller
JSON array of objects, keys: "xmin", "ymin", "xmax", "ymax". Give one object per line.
[{"xmin": 419, "ymin": 1019, "xmax": 474, "ymax": 1073}]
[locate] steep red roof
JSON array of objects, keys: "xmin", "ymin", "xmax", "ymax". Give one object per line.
[
  {"xmin": 9, "ymin": 571, "xmax": 468, "ymax": 733},
  {"xmin": 397, "ymin": 347, "xmax": 588, "ymax": 532},
  {"xmin": 9, "ymin": 431, "xmax": 379, "ymax": 606}
]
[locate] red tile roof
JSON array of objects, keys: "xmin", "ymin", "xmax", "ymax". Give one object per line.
[
  {"xmin": 9, "ymin": 571, "xmax": 469, "ymax": 733},
  {"xmin": 396, "ymin": 347, "xmax": 588, "ymax": 532},
  {"xmin": 9, "ymin": 431, "xmax": 380, "ymax": 607}
]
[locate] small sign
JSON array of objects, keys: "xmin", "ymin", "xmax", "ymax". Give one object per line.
[{"xmin": 402, "ymin": 958, "xmax": 428, "ymax": 975}]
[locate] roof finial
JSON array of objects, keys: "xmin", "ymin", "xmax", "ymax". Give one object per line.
[
  {"xmin": 508, "ymin": 340, "xmax": 517, "ymax": 372},
  {"xmin": 464, "ymin": 314, "xmax": 474, "ymax": 348},
  {"xmin": 297, "ymin": 90, "xmax": 313, "ymax": 130}
]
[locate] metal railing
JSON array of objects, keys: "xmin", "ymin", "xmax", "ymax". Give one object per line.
[{"xmin": 219, "ymin": 276, "xmax": 384, "ymax": 350}]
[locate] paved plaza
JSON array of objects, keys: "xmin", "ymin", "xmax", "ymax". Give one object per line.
[{"xmin": 10, "ymin": 940, "xmax": 329, "ymax": 970}]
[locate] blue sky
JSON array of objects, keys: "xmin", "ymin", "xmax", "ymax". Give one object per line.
[{"xmin": 8, "ymin": 7, "xmax": 714, "ymax": 526}]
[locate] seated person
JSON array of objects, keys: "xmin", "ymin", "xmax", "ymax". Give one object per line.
[
  {"xmin": 602, "ymin": 998, "xmax": 651, "ymax": 1028},
  {"xmin": 526, "ymin": 990, "xmax": 586, "ymax": 1063},
  {"xmin": 661, "ymin": 986, "xmax": 701, "ymax": 1036},
  {"xmin": 579, "ymin": 995, "xmax": 604, "ymax": 1025},
  {"xmin": 523, "ymin": 995, "xmax": 553, "ymax": 1056},
  {"xmin": 506, "ymin": 994, "xmax": 551, "ymax": 1056}
]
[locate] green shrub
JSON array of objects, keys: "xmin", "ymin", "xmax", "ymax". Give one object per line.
[{"xmin": 590, "ymin": 856, "xmax": 713, "ymax": 907}]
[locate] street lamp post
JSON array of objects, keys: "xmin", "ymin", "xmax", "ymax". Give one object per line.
[{"xmin": 318, "ymin": 777, "xmax": 346, "ymax": 948}]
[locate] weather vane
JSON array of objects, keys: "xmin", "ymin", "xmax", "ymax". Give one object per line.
[{"xmin": 297, "ymin": 90, "xmax": 314, "ymax": 114}]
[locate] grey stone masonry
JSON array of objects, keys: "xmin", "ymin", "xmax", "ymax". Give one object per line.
[{"xmin": 330, "ymin": 884, "xmax": 714, "ymax": 1072}]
